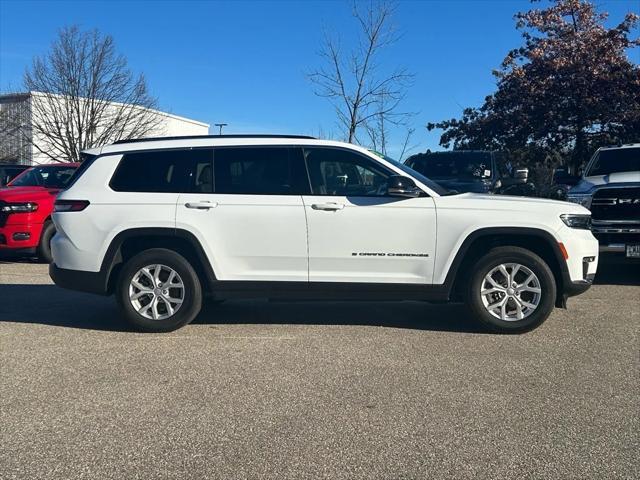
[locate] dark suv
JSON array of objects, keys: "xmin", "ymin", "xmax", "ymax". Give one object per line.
[{"xmin": 404, "ymin": 150, "xmax": 533, "ymax": 195}]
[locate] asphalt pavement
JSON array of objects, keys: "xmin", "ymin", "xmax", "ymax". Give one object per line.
[{"xmin": 0, "ymin": 259, "xmax": 638, "ymax": 479}]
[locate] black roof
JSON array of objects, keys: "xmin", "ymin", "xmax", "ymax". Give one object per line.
[{"xmin": 113, "ymin": 134, "xmax": 316, "ymax": 145}]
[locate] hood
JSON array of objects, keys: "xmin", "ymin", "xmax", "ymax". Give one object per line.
[
  {"xmin": 0, "ymin": 186, "xmax": 61, "ymax": 202},
  {"xmin": 432, "ymin": 192, "xmax": 591, "ymax": 235},
  {"xmin": 431, "ymin": 178, "xmax": 492, "ymax": 193},
  {"xmin": 570, "ymin": 171, "xmax": 640, "ymax": 193},
  {"xmin": 435, "ymin": 192, "xmax": 590, "ymax": 215}
]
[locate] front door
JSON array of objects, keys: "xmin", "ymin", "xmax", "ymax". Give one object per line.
[{"xmin": 302, "ymin": 147, "xmax": 437, "ymax": 284}]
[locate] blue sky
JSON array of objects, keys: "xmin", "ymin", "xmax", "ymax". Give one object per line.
[{"xmin": 1, "ymin": 0, "xmax": 638, "ymax": 158}]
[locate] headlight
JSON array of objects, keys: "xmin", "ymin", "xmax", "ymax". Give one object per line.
[
  {"xmin": 565, "ymin": 193, "xmax": 592, "ymax": 209},
  {"xmin": 0, "ymin": 202, "xmax": 39, "ymax": 213},
  {"xmin": 560, "ymin": 214, "xmax": 591, "ymax": 230}
]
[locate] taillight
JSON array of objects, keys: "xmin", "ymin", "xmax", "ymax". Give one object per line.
[{"xmin": 54, "ymin": 200, "xmax": 90, "ymax": 212}]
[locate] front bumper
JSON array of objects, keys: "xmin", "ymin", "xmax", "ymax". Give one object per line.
[
  {"xmin": 592, "ymin": 223, "xmax": 640, "ymax": 257},
  {"xmin": 0, "ymin": 223, "xmax": 44, "ymax": 250},
  {"xmin": 556, "ymin": 274, "xmax": 595, "ymax": 308},
  {"xmin": 565, "ymin": 274, "xmax": 595, "ymax": 296}
]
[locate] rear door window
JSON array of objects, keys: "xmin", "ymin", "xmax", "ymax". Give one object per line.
[
  {"xmin": 213, "ymin": 147, "xmax": 309, "ymax": 195},
  {"xmin": 110, "ymin": 149, "xmax": 213, "ymax": 193}
]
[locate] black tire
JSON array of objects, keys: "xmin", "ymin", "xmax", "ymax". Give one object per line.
[
  {"xmin": 116, "ymin": 248, "xmax": 203, "ymax": 332},
  {"xmin": 464, "ymin": 246, "xmax": 556, "ymax": 334},
  {"xmin": 36, "ymin": 221, "xmax": 55, "ymax": 263}
]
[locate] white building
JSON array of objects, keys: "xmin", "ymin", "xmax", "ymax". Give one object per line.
[{"xmin": 0, "ymin": 92, "xmax": 209, "ymax": 165}]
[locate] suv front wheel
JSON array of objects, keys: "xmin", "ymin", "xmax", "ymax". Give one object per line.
[
  {"xmin": 465, "ymin": 246, "xmax": 556, "ymax": 334},
  {"xmin": 116, "ymin": 248, "xmax": 203, "ymax": 332}
]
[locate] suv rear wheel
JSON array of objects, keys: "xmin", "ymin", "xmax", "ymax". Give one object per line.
[
  {"xmin": 116, "ymin": 248, "xmax": 203, "ymax": 332},
  {"xmin": 465, "ymin": 246, "xmax": 556, "ymax": 333}
]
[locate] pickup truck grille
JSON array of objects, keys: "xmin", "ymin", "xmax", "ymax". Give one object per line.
[{"xmin": 591, "ymin": 187, "xmax": 640, "ymax": 222}]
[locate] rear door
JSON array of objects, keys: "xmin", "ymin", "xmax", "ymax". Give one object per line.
[{"xmin": 176, "ymin": 146, "xmax": 310, "ymax": 282}]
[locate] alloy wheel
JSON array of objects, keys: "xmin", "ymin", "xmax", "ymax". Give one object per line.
[
  {"xmin": 129, "ymin": 264, "xmax": 185, "ymax": 320},
  {"xmin": 480, "ymin": 263, "xmax": 542, "ymax": 321}
]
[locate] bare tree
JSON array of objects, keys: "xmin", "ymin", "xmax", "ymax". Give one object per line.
[
  {"xmin": 309, "ymin": 1, "xmax": 413, "ymax": 145},
  {"xmin": 397, "ymin": 126, "xmax": 417, "ymax": 161},
  {"xmin": 363, "ymin": 91, "xmax": 418, "ymax": 158},
  {"xmin": 23, "ymin": 26, "xmax": 163, "ymax": 162}
]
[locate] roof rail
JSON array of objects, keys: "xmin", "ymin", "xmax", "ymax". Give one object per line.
[{"xmin": 113, "ymin": 134, "xmax": 317, "ymax": 145}]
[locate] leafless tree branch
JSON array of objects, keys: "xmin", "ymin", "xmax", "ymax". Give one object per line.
[{"xmin": 308, "ymin": 1, "xmax": 414, "ymax": 146}]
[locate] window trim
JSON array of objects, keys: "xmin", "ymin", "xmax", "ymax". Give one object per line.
[{"xmin": 104, "ymin": 143, "xmax": 436, "ymax": 197}]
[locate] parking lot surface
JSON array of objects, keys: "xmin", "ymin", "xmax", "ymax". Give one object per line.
[{"xmin": 1, "ymin": 260, "xmax": 638, "ymax": 479}]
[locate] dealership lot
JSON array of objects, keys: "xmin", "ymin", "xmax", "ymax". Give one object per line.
[{"xmin": 0, "ymin": 260, "xmax": 638, "ymax": 479}]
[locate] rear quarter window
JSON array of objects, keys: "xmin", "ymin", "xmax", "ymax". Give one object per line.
[{"xmin": 110, "ymin": 149, "xmax": 213, "ymax": 193}]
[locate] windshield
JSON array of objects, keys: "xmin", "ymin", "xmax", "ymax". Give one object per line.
[
  {"xmin": 376, "ymin": 154, "xmax": 449, "ymax": 195},
  {"xmin": 586, "ymin": 148, "xmax": 640, "ymax": 176},
  {"xmin": 9, "ymin": 165, "xmax": 77, "ymax": 189},
  {"xmin": 406, "ymin": 152, "xmax": 493, "ymax": 180}
]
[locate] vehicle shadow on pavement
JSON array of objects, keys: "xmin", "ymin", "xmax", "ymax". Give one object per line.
[
  {"xmin": 0, "ymin": 257, "xmax": 44, "ymax": 265},
  {"xmin": 194, "ymin": 298, "xmax": 485, "ymax": 333},
  {"xmin": 0, "ymin": 285, "xmax": 131, "ymax": 332},
  {"xmin": 0, "ymin": 284, "xmax": 485, "ymax": 334}
]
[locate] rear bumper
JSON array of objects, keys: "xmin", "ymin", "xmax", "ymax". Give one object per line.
[{"xmin": 49, "ymin": 263, "xmax": 110, "ymax": 295}]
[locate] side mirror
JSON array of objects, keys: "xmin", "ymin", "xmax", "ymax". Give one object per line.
[
  {"xmin": 513, "ymin": 168, "xmax": 529, "ymax": 184},
  {"xmin": 386, "ymin": 175, "xmax": 422, "ymax": 198}
]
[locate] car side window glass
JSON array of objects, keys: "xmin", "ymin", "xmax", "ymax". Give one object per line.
[
  {"xmin": 110, "ymin": 149, "xmax": 213, "ymax": 193},
  {"xmin": 493, "ymin": 152, "xmax": 508, "ymax": 177},
  {"xmin": 303, "ymin": 147, "xmax": 391, "ymax": 196},
  {"xmin": 213, "ymin": 147, "xmax": 309, "ymax": 195},
  {"xmin": 191, "ymin": 159, "xmax": 214, "ymax": 193}
]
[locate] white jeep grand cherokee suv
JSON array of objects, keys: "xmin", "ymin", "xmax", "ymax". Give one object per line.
[{"xmin": 50, "ymin": 135, "xmax": 598, "ymax": 333}]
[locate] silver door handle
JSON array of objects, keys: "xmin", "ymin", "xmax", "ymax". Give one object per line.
[
  {"xmin": 185, "ymin": 201, "xmax": 217, "ymax": 210},
  {"xmin": 311, "ymin": 202, "xmax": 344, "ymax": 211}
]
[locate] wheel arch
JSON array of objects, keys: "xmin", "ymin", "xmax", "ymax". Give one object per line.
[
  {"xmin": 444, "ymin": 227, "xmax": 569, "ymax": 307},
  {"xmin": 101, "ymin": 227, "xmax": 216, "ymax": 295}
]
